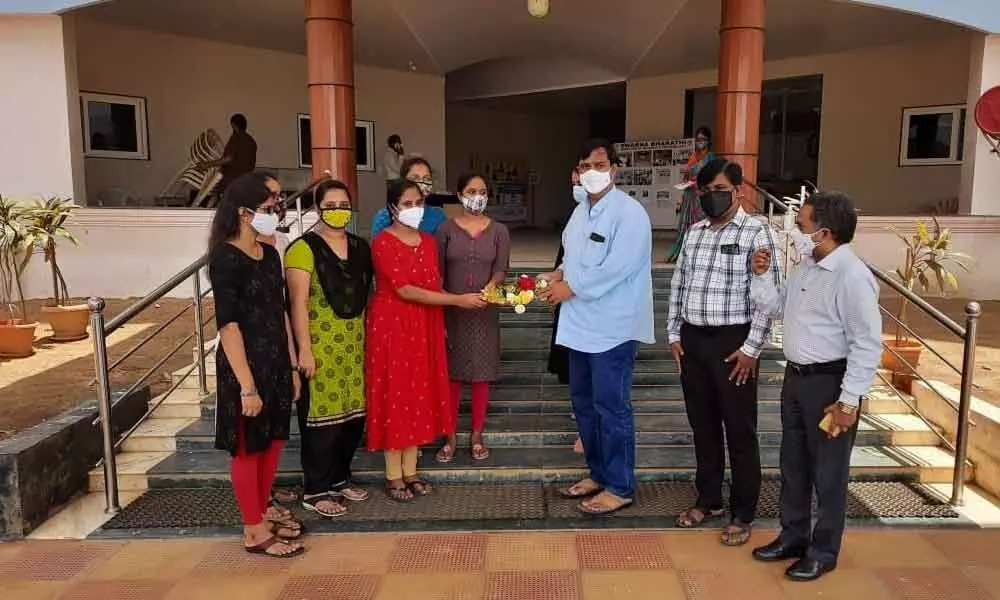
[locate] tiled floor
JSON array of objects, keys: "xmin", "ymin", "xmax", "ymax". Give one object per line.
[{"xmin": 2, "ymin": 528, "xmax": 999, "ymax": 599}]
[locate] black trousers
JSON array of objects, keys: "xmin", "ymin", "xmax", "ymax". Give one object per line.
[
  {"xmin": 778, "ymin": 367, "xmax": 857, "ymax": 565},
  {"xmin": 680, "ymin": 322, "xmax": 761, "ymax": 523},
  {"xmin": 297, "ymin": 398, "xmax": 365, "ymax": 496}
]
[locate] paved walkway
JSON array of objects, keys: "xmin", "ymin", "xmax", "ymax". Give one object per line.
[{"xmin": 1, "ymin": 528, "xmax": 999, "ymax": 599}]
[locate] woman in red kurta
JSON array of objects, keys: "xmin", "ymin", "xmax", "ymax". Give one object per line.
[{"xmin": 366, "ymin": 179, "xmax": 487, "ymax": 502}]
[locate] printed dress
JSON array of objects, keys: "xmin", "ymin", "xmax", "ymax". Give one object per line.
[{"xmin": 365, "ymin": 231, "xmax": 453, "ymax": 450}]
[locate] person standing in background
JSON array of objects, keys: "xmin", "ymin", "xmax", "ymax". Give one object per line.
[
  {"xmin": 370, "ymin": 157, "xmax": 448, "ymax": 237},
  {"xmin": 666, "ymin": 126, "xmax": 713, "ymax": 263},
  {"xmin": 203, "ymin": 114, "xmax": 258, "ymax": 198},
  {"xmin": 384, "ymin": 134, "xmax": 405, "ymax": 183},
  {"xmin": 286, "ymin": 180, "xmax": 373, "ymax": 519},
  {"xmin": 749, "ymin": 191, "xmax": 881, "ymax": 582},
  {"xmin": 668, "ymin": 158, "xmax": 782, "ymax": 546},
  {"xmin": 542, "ymin": 139, "xmax": 655, "ymax": 516},
  {"xmin": 435, "ymin": 172, "xmax": 510, "ymax": 463}
]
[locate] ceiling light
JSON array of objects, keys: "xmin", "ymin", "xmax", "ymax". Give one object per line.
[{"xmin": 527, "ymin": 0, "xmax": 549, "ymax": 19}]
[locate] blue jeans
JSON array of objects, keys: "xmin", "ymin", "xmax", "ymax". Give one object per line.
[{"xmin": 568, "ymin": 341, "xmax": 638, "ymax": 499}]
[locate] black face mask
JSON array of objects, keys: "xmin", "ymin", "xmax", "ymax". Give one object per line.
[{"xmin": 700, "ymin": 190, "xmax": 734, "ymax": 219}]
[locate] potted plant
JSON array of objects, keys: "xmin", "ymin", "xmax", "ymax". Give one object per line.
[
  {"xmin": 883, "ymin": 217, "xmax": 972, "ymax": 392},
  {"xmin": 0, "ymin": 195, "xmax": 38, "ymax": 357},
  {"xmin": 25, "ymin": 197, "xmax": 89, "ymax": 342}
]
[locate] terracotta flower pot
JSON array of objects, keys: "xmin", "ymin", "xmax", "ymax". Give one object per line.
[
  {"xmin": 881, "ymin": 339, "xmax": 923, "ymax": 394},
  {"xmin": 0, "ymin": 319, "xmax": 38, "ymax": 358},
  {"xmin": 41, "ymin": 303, "xmax": 91, "ymax": 342}
]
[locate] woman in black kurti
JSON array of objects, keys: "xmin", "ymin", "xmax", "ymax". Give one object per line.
[{"xmin": 208, "ymin": 171, "xmax": 303, "ymax": 559}]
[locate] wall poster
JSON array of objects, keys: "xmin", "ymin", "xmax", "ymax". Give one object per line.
[{"xmin": 614, "ymin": 138, "xmax": 695, "ymax": 230}]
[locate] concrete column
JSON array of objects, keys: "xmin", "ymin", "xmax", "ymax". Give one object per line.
[
  {"xmin": 960, "ymin": 34, "xmax": 1000, "ymax": 216},
  {"xmin": 305, "ymin": 0, "xmax": 356, "ymax": 201},
  {"xmin": 0, "ymin": 15, "xmax": 85, "ymax": 202},
  {"xmin": 716, "ymin": 0, "xmax": 764, "ymax": 212}
]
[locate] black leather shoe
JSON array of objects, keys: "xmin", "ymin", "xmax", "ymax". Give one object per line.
[
  {"xmin": 752, "ymin": 538, "xmax": 806, "ymax": 562},
  {"xmin": 785, "ymin": 557, "xmax": 836, "ymax": 582}
]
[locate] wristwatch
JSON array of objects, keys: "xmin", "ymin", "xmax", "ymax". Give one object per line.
[{"xmin": 836, "ymin": 401, "xmax": 858, "ymax": 415}]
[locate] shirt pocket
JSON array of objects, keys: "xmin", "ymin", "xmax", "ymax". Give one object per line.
[{"xmin": 581, "ymin": 231, "xmax": 611, "ymax": 267}]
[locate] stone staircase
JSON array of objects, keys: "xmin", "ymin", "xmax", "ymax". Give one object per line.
[{"xmin": 89, "ymin": 267, "xmax": 970, "ymax": 494}]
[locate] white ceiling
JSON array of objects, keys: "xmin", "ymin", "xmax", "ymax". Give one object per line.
[{"xmin": 74, "ymin": 0, "xmax": 972, "ymax": 82}]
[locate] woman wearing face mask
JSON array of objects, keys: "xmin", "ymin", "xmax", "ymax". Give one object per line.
[
  {"xmin": 370, "ymin": 157, "xmax": 449, "ymax": 237},
  {"xmin": 548, "ymin": 168, "xmax": 585, "ymax": 453},
  {"xmin": 367, "ymin": 179, "xmax": 487, "ymax": 501},
  {"xmin": 285, "ymin": 180, "xmax": 373, "ymax": 518},
  {"xmin": 666, "ymin": 127, "xmax": 714, "ymax": 263},
  {"xmin": 433, "ymin": 172, "xmax": 510, "ymax": 462},
  {"xmin": 207, "ymin": 172, "xmax": 303, "ymax": 558}
]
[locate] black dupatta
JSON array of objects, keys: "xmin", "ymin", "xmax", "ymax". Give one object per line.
[{"xmin": 300, "ymin": 231, "xmax": 373, "ymax": 319}]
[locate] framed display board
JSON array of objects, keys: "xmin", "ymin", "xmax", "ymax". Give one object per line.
[{"xmin": 614, "ymin": 138, "xmax": 695, "ymax": 230}]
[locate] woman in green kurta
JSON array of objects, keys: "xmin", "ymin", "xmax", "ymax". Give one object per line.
[{"xmin": 286, "ymin": 179, "xmax": 373, "ymax": 518}]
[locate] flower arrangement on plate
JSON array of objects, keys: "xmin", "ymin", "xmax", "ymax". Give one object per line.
[{"xmin": 481, "ymin": 274, "xmax": 544, "ymax": 314}]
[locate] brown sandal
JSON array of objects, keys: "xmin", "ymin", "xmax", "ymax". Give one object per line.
[
  {"xmin": 721, "ymin": 520, "xmax": 752, "ymax": 546},
  {"xmin": 404, "ymin": 477, "xmax": 433, "ymax": 496},
  {"xmin": 676, "ymin": 506, "xmax": 724, "ymax": 528},
  {"xmin": 578, "ymin": 491, "xmax": 633, "ymax": 516},
  {"xmin": 557, "ymin": 478, "xmax": 604, "ymax": 499},
  {"xmin": 244, "ymin": 536, "xmax": 304, "ymax": 558},
  {"xmin": 386, "ymin": 479, "xmax": 413, "ymax": 503},
  {"xmin": 470, "ymin": 442, "xmax": 490, "ymax": 461},
  {"xmin": 435, "ymin": 444, "xmax": 456, "ymax": 464}
]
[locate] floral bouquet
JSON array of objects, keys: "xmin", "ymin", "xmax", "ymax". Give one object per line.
[{"xmin": 481, "ymin": 274, "xmax": 543, "ymax": 314}]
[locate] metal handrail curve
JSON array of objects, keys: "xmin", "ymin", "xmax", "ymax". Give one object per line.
[{"xmin": 89, "ymin": 173, "xmax": 331, "ymax": 514}]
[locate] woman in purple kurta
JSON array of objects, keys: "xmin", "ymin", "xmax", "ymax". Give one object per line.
[{"xmin": 434, "ymin": 172, "xmax": 510, "ymax": 463}]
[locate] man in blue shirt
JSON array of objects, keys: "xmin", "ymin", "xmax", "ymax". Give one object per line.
[{"xmin": 540, "ymin": 138, "xmax": 655, "ymax": 515}]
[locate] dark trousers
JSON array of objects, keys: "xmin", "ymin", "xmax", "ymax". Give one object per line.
[
  {"xmin": 298, "ymin": 411, "xmax": 365, "ymax": 496},
  {"xmin": 778, "ymin": 367, "xmax": 857, "ymax": 565},
  {"xmin": 569, "ymin": 340, "xmax": 638, "ymax": 498},
  {"xmin": 680, "ymin": 323, "xmax": 761, "ymax": 523}
]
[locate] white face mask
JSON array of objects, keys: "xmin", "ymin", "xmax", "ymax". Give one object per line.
[
  {"xmin": 789, "ymin": 227, "xmax": 820, "ymax": 259},
  {"xmin": 461, "ymin": 194, "xmax": 488, "ymax": 213},
  {"xmin": 249, "ymin": 211, "xmax": 279, "ymax": 237},
  {"xmin": 580, "ymin": 169, "xmax": 612, "ymax": 195},
  {"xmin": 572, "ymin": 185, "xmax": 587, "ymax": 204},
  {"xmin": 396, "ymin": 206, "xmax": 424, "ymax": 229}
]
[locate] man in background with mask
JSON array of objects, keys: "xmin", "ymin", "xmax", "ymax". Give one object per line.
[
  {"xmin": 384, "ymin": 134, "xmax": 405, "ymax": 183},
  {"xmin": 667, "ymin": 158, "xmax": 781, "ymax": 547},
  {"xmin": 539, "ymin": 138, "xmax": 654, "ymax": 516},
  {"xmin": 749, "ymin": 191, "xmax": 881, "ymax": 582}
]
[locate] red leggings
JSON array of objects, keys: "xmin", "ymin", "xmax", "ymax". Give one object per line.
[
  {"xmin": 231, "ymin": 421, "xmax": 285, "ymax": 526},
  {"xmin": 450, "ymin": 381, "xmax": 489, "ymax": 432}
]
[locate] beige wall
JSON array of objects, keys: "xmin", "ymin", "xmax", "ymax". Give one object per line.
[
  {"xmin": 0, "ymin": 15, "xmax": 85, "ymax": 202},
  {"xmin": 627, "ymin": 35, "xmax": 976, "ymax": 215},
  {"xmin": 73, "ymin": 18, "xmax": 446, "ymax": 227},
  {"xmin": 446, "ymin": 103, "xmax": 590, "ymax": 230}
]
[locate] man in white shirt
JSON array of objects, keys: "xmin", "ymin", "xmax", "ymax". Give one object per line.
[
  {"xmin": 384, "ymin": 134, "xmax": 405, "ymax": 182},
  {"xmin": 748, "ymin": 191, "xmax": 882, "ymax": 582}
]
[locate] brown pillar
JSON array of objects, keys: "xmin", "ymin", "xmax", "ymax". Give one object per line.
[
  {"xmin": 305, "ymin": 0, "xmax": 356, "ymax": 201},
  {"xmin": 716, "ymin": 0, "xmax": 764, "ymax": 212}
]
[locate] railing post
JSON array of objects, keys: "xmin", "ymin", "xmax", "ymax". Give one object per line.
[
  {"xmin": 88, "ymin": 297, "xmax": 120, "ymax": 514},
  {"xmin": 296, "ymin": 195, "xmax": 304, "ymax": 237},
  {"xmin": 950, "ymin": 301, "xmax": 982, "ymax": 507},
  {"xmin": 192, "ymin": 273, "xmax": 209, "ymax": 396}
]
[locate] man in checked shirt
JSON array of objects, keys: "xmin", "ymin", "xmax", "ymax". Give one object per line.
[{"xmin": 667, "ymin": 159, "xmax": 781, "ymax": 546}]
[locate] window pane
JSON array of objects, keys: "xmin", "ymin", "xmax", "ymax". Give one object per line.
[
  {"xmin": 355, "ymin": 125, "xmax": 368, "ymax": 166},
  {"xmin": 907, "ymin": 112, "xmax": 953, "ymax": 160},
  {"xmin": 88, "ymin": 101, "xmax": 138, "ymax": 152}
]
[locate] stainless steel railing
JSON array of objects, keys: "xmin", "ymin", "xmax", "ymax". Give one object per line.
[
  {"xmin": 89, "ymin": 174, "xmax": 330, "ymax": 513},
  {"xmin": 749, "ymin": 182, "xmax": 983, "ymax": 506}
]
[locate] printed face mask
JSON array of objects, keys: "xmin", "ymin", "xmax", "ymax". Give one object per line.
[
  {"xmin": 572, "ymin": 185, "xmax": 587, "ymax": 204},
  {"xmin": 699, "ymin": 190, "xmax": 733, "ymax": 219},
  {"xmin": 789, "ymin": 227, "xmax": 821, "ymax": 259},
  {"xmin": 415, "ymin": 181, "xmax": 433, "ymax": 195},
  {"xmin": 250, "ymin": 211, "xmax": 279, "ymax": 237},
  {"xmin": 321, "ymin": 208, "xmax": 352, "ymax": 229},
  {"xmin": 396, "ymin": 206, "xmax": 424, "ymax": 229},
  {"xmin": 461, "ymin": 194, "xmax": 488, "ymax": 213},
  {"xmin": 580, "ymin": 169, "xmax": 612, "ymax": 195}
]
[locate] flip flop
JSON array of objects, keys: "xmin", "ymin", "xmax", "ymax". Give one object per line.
[
  {"xmin": 435, "ymin": 444, "xmax": 456, "ymax": 464},
  {"xmin": 302, "ymin": 494, "xmax": 347, "ymax": 519},
  {"xmin": 676, "ymin": 506, "xmax": 725, "ymax": 528},
  {"xmin": 470, "ymin": 442, "xmax": 490, "ymax": 461},
  {"xmin": 578, "ymin": 494, "xmax": 634, "ymax": 516},
  {"xmin": 557, "ymin": 480, "xmax": 604, "ymax": 499},
  {"xmin": 244, "ymin": 536, "xmax": 305, "ymax": 558}
]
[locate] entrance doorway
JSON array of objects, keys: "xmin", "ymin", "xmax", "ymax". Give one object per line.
[
  {"xmin": 446, "ymin": 82, "xmax": 626, "ymax": 233},
  {"xmin": 685, "ymin": 75, "xmax": 824, "ymax": 201}
]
